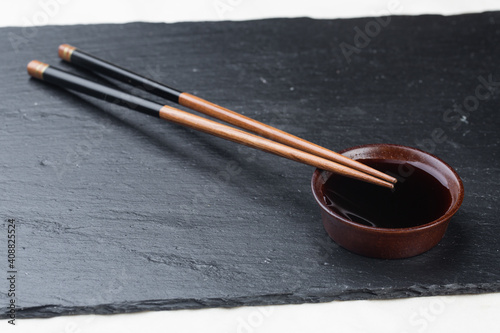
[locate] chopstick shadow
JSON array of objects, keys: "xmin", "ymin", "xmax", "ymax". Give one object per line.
[{"xmin": 29, "ymin": 75, "xmax": 315, "ymax": 214}]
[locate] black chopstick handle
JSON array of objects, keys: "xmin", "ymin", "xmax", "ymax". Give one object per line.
[
  {"xmin": 28, "ymin": 60, "xmax": 162, "ymax": 117},
  {"xmin": 58, "ymin": 44, "xmax": 183, "ymax": 103}
]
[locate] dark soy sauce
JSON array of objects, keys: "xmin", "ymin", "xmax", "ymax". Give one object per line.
[{"xmin": 322, "ymin": 159, "xmax": 452, "ymax": 228}]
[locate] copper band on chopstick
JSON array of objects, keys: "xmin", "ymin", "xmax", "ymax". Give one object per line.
[
  {"xmin": 27, "ymin": 60, "xmax": 49, "ymax": 80},
  {"xmin": 58, "ymin": 44, "xmax": 76, "ymax": 62}
]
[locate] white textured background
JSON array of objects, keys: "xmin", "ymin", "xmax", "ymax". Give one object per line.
[
  {"xmin": 1, "ymin": 0, "xmax": 500, "ymax": 26},
  {"xmin": 2, "ymin": 1, "xmax": 500, "ymax": 332}
]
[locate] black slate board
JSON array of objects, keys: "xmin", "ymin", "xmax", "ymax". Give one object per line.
[{"xmin": 1, "ymin": 13, "xmax": 500, "ymax": 319}]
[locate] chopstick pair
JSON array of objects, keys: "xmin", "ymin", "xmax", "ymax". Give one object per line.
[{"xmin": 27, "ymin": 44, "xmax": 397, "ymax": 189}]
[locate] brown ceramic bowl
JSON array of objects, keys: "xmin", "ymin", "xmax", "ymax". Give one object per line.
[{"xmin": 311, "ymin": 144, "xmax": 464, "ymax": 259}]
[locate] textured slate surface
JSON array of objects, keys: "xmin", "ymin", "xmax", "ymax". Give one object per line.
[{"xmin": 1, "ymin": 13, "xmax": 500, "ymax": 318}]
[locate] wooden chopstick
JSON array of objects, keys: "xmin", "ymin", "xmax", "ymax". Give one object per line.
[
  {"xmin": 27, "ymin": 60, "xmax": 394, "ymax": 189},
  {"xmin": 57, "ymin": 44, "xmax": 397, "ymax": 185}
]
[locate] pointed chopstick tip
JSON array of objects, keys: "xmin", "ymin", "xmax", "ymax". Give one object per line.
[{"xmin": 350, "ymin": 170, "xmax": 395, "ymax": 189}]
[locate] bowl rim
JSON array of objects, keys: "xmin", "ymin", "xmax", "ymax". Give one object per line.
[{"xmin": 311, "ymin": 143, "xmax": 465, "ymax": 234}]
